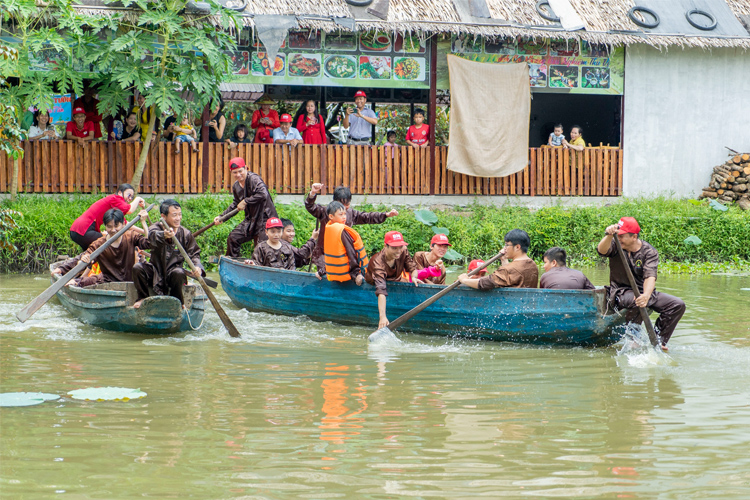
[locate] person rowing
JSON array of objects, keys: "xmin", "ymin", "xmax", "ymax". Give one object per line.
[
  {"xmin": 597, "ymin": 217, "xmax": 685, "ymax": 351},
  {"xmin": 457, "ymin": 230, "xmax": 538, "ymax": 290},
  {"xmin": 69, "ymin": 183, "xmax": 145, "ymax": 251}
]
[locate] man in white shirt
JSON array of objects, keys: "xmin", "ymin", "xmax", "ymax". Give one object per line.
[
  {"xmin": 272, "ymin": 114, "xmax": 303, "ymax": 147},
  {"xmin": 342, "ymin": 90, "xmax": 378, "ymax": 145}
]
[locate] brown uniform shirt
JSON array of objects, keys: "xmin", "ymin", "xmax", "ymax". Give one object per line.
[
  {"xmin": 147, "ymin": 224, "xmax": 204, "ymax": 294},
  {"xmin": 477, "ymin": 258, "xmax": 539, "ymax": 290},
  {"xmin": 597, "ymin": 239, "xmax": 658, "ymax": 293},
  {"xmin": 292, "ymin": 238, "xmax": 316, "ymax": 268},
  {"xmin": 365, "ymin": 249, "xmax": 417, "ymax": 296},
  {"xmin": 305, "ymin": 193, "xmax": 387, "ymax": 269},
  {"xmin": 412, "ymin": 251, "xmax": 446, "ymax": 285},
  {"xmin": 251, "ymin": 240, "xmax": 296, "ymax": 270},
  {"xmin": 221, "ymin": 172, "xmax": 278, "ymax": 239},
  {"xmin": 84, "ymin": 230, "xmax": 150, "ymax": 283},
  {"xmin": 540, "ymin": 266, "xmax": 595, "ymax": 290}
]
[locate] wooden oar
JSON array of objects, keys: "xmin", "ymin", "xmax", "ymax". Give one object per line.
[
  {"xmin": 16, "ymin": 203, "xmax": 157, "ymax": 323},
  {"xmin": 306, "ymin": 219, "xmax": 321, "ymax": 273},
  {"xmin": 158, "ymin": 222, "xmax": 241, "ymax": 338},
  {"xmin": 368, "ymin": 250, "xmax": 504, "ymax": 343},
  {"xmin": 193, "ymin": 208, "xmax": 240, "ymax": 238},
  {"xmin": 612, "ymin": 235, "xmax": 659, "ymax": 348}
]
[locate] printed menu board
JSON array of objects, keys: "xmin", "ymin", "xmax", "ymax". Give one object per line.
[
  {"xmin": 226, "ymin": 30, "xmax": 431, "ymax": 89},
  {"xmin": 437, "ymin": 36, "xmax": 624, "ymax": 95}
]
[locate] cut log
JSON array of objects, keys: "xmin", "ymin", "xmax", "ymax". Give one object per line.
[
  {"xmin": 726, "ymin": 175, "xmax": 736, "ymax": 183},
  {"xmin": 717, "ymin": 189, "xmax": 725, "ymax": 195},
  {"xmin": 742, "ymin": 153, "xmax": 750, "ymax": 162},
  {"xmin": 732, "ymin": 155, "xmax": 741, "ymax": 164},
  {"xmin": 701, "ymin": 190, "xmax": 718, "ymax": 198},
  {"xmin": 722, "ymin": 190, "xmax": 738, "ymax": 199},
  {"xmin": 732, "ymin": 183, "xmax": 748, "ymax": 193},
  {"xmin": 735, "ymin": 177, "xmax": 747, "ymax": 183},
  {"xmin": 738, "ymin": 198, "xmax": 750, "ymax": 211},
  {"xmin": 732, "ymin": 170, "xmax": 741, "ymax": 177},
  {"xmin": 744, "ymin": 166, "xmax": 750, "ymax": 175},
  {"xmin": 720, "ymin": 183, "xmax": 727, "ymax": 189},
  {"xmin": 703, "ymin": 186, "xmax": 717, "ymax": 192}
]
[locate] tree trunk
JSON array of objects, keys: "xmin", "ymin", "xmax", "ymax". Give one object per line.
[
  {"xmin": 130, "ymin": 105, "xmax": 158, "ymax": 190},
  {"xmin": 10, "ymin": 155, "xmax": 19, "ymax": 202}
]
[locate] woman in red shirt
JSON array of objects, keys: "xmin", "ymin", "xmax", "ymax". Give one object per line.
[
  {"xmin": 69, "ymin": 183, "xmax": 145, "ymax": 250},
  {"xmin": 251, "ymin": 96, "xmax": 280, "ymax": 143},
  {"xmin": 405, "ymin": 108, "xmax": 430, "ymax": 148},
  {"xmin": 296, "ymin": 100, "xmax": 327, "ymax": 145}
]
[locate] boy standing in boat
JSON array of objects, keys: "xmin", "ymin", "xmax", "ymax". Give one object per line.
[
  {"xmin": 457, "ymin": 229, "xmax": 538, "ymax": 289},
  {"xmin": 540, "ymin": 247, "xmax": 595, "ymax": 290},
  {"xmin": 324, "ymin": 201, "xmax": 368, "ymax": 285},
  {"xmin": 214, "ymin": 157, "xmax": 278, "ymax": 258},
  {"xmin": 365, "ymin": 231, "xmax": 424, "ymax": 328},
  {"xmin": 597, "ymin": 217, "xmax": 685, "ymax": 351},
  {"xmin": 280, "ymin": 218, "xmax": 318, "ymax": 269},
  {"xmin": 305, "ymin": 183, "xmax": 397, "ymax": 277},
  {"xmin": 246, "ymin": 217, "xmax": 296, "ymax": 270},
  {"xmin": 133, "ymin": 199, "xmax": 205, "ymax": 308}
]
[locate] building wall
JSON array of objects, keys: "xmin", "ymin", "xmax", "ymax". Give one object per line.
[{"xmin": 623, "ymin": 44, "xmax": 750, "ymax": 197}]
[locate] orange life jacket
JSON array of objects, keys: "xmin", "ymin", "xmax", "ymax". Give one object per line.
[{"xmin": 324, "ymin": 222, "xmax": 369, "ymax": 282}]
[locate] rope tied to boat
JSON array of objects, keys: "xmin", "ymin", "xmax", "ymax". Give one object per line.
[{"xmin": 185, "ymin": 283, "xmax": 207, "ymax": 331}]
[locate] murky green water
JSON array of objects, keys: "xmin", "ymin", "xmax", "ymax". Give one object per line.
[{"xmin": 2, "ymin": 268, "xmax": 750, "ymax": 499}]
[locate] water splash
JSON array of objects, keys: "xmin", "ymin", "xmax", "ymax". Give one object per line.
[{"xmin": 615, "ymin": 324, "xmax": 673, "ymax": 368}]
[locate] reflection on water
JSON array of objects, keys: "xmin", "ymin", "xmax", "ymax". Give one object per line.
[{"xmin": 1, "ymin": 269, "xmax": 750, "ymax": 498}]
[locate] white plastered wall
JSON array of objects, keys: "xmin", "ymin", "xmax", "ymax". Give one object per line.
[{"xmin": 623, "ymin": 44, "xmax": 750, "ymax": 197}]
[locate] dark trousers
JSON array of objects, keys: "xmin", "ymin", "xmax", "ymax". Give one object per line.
[
  {"xmin": 132, "ymin": 262, "xmax": 188, "ymax": 304},
  {"xmin": 226, "ymin": 219, "xmax": 267, "ymax": 257},
  {"xmin": 70, "ymin": 222, "xmax": 102, "ymax": 251},
  {"xmin": 616, "ymin": 290, "xmax": 686, "ymax": 345}
]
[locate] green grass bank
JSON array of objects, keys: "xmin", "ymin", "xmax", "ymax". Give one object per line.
[{"xmin": 1, "ymin": 195, "xmax": 748, "ymax": 274}]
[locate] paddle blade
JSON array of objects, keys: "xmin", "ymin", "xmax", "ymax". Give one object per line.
[{"xmin": 368, "ymin": 327, "xmax": 400, "ymax": 344}]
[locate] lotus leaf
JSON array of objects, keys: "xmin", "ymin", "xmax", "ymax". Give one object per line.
[
  {"xmin": 414, "ymin": 209, "xmax": 438, "ymax": 226},
  {"xmin": 68, "ymin": 387, "xmax": 147, "ymax": 401},
  {"xmin": 0, "ymin": 392, "xmax": 60, "ymax": 407}
]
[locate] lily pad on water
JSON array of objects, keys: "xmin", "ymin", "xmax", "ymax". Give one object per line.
[
  {"xmin": 432, "ymin": 226, "xmax": 450, "ymax": 236},
  {"xmin": 414, "ymin": 209, "xmax": 438, "ymax": 226},
  {"xmin": 709, "ymin": 199, "xmax": 729, "ymax": 212},
  {"xmin": 68, "ymin": 387, "xmax": 147, "ymax": 402},
  {"xmin": 683, "ymin": 235, "xmax": 702, "ymax": 245},
  {"xmin": 443, "ymin": 248, "xmax": 464, "ymax": 261},
  {"xmin": 0, "ymin": 392, "xmax": 61, "ymax": 407}
]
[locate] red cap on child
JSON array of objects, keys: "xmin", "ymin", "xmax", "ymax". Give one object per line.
[
  {"xmin": 384, "ymin": 231, "xmax": 408, "ymax": 247},
  {"xmin": 279, "ymin": 113, "xmax": 292, "ymax": 123},
  {"xmin": 229, "ymin": 157, "xmax": 246, "ymax": 170},
  {"xmin": 266, "ymin": 218, "xmax": 283, "ymax": 229},
  {"xmin": 72, "ymin": 107, "xmax": 86, "ymax": 116},
  {"xmin": 430, "ymin": 234, "xmax": 452, "ymax": 246},
  {"xmin": 617, "ymin": 217, "xmax": 641, "ymax": 235},
  {"xmin": 468, "ymin": 259, "xmax": 487, "ymax": 275}
]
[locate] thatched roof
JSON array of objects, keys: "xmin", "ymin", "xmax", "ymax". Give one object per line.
[{"xmin": 72, "ymin": 0, "xmax": 750, "ymax": 48}]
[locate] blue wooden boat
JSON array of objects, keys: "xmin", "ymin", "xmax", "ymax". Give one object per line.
[
  {"xmin": 219, "ymin": 257, "xmax": 628, "ymax": 346},
  {"xmin": 50, "ymin": 263, "xmax": 206, "ymax": 334}
]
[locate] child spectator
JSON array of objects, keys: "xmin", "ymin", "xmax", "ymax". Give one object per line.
[
  {"xmin": 548, "ymin": 123, "xmax": 564, "ymax": 147},
  {"xmin": 406, "ymin": 108, "xmax": 429, "ymax": 148},
  {"xmin": 323, "ymin": 201, "xmax": 368, "ymax": 285},
  {"xmin": 28, "ymin": 109, "xmax": 59, "ymax": 141},
  {"xmin": 413, "ymin": 233, "xmax": 450, "ymax": 285},
  {"xmin": 66, "ymin": 107, "xmax": 95, "ymax": 146},
  {"xmin": 272, "ymin": 114, "xmax": 303, "ymax": 147},
  {"xmin": 120, "ymin": 112, "xmax": 141, "ymax": 142},
  {"xmin": 226, "ymin": 124, "xmax": 252, "ymax": 149},
  {"xmin": 467, "ymin": 259, "xmax": 488, "ymax": 277},
  {"xmin": 246, "ymin": 218, "xmax": 295, "ymax": 270},
  {"xmin": 280, "ymin": 218, "xmax": 319, "ymax": 268},
  {"xmin": 296, "ymin": 100, "xmax": 327, "ymax": 144},
  {"xmin": 173, "ymin": 114, "xmax": 199, "ymax": 154},
  {"xmin": 562, "ymin": 125, "xmax": 585, "ymax": 151},
  {"xmin": 384, "ymin": 130, "xmax": 397, "ymax": 147},
  {"xmin": 457, "ymin": 229, "xmax": 538, "ymax": 290}
]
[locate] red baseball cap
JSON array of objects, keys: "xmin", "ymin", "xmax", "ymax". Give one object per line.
[
  {"xmin": 430, "ymin": 233, "xmax": 452, "ymax": 246},
  {"xmin": 229, "ymin": 157, "xmax": 246, "ymax": 170},
  {"xmin": 279, "ymin": 113, "xmax": 292, "ymax": 123},
  {"xmin": 354, "ymin": 90, "xmax": 367, "ymax": 98},
  {"xmin": 72, "ymin": 107, "xmax": 86, "ymax": 116},
  {"xmin": 266, "ymin": 217, "xmax": 283, "ymax": 229},
  {"xmin": 468, "ymin": 259, "xmax": 488, "ymax": 275},
  {"xmin": 617, "ymin": 217, "xmax": 641, "ymax": 235},
  {"xmin": 384, "ymin": 231, "xmax": 408, "ymax": 247}
]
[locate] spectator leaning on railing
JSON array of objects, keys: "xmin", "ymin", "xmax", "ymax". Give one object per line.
[
  {"xmin": 562, "ymin": 125, "xmax": 585, "ymax": 151},
  {"xmin": 272, "ymin": 114, "xmax": 303, "ymax": 147},
  {"xmin": 27, "ymin": 109, "xmax": 60, "ymax": 141},
  {"xmin": 66, "ymin": 107, "xmax": 95, "ymax": 146}
]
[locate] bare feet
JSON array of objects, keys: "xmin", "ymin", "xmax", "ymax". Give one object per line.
[
  {"xmin": 133, "ymin": 299, "xmax": 145, "ymax": 309},
  {"xmin": 174, "ymin": 145, "xmax": 180, "ymax": 155},
  {"xmin": 660, "ymin": 344, "xmax": 669, "ymax": 352},
  {"xmin": 192, "ymin": 145, "xmax": 199, "ymax": 153}
]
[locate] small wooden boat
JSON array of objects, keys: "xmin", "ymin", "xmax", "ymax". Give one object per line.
[
  {"xmin": 219, "ymin": 257, "xmax": 628, "ymax": 346},
  {"xmin": 50, "ymin": 263, "xmax": 206, "ymax": 334}
]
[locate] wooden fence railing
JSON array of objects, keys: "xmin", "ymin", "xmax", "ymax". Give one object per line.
[{"xmin": 0, "ymin": 141, "xmax": 623, "ymax": 196}]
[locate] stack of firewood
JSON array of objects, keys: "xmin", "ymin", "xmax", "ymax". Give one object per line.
[{"xmin": 699, "ymin": 153, "xmax": 750, "ymax": 210}]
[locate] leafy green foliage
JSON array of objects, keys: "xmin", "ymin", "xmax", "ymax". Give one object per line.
[
  {"xmin": 683, "ymin": 235, "xmax": 702, "ymax": 246},
  {"xmin": 414, "ymin": 208, "xmax": 438, "ymax": 226},
  {"xmin": 0, "ymin": 209, "xmax": 22, "ymax": 250}
]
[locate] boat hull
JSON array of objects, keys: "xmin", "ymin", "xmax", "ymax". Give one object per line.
[
  {"xmin": 50, "ymin": 267, "xmax": 206, "ymax": 334},
  {"xmin": 219, "ymin": 257, "xmax": 627, "ymax": 346}
]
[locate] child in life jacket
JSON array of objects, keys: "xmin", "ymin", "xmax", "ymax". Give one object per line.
[{"xmin": 323, "ymin": 201, "xmax": 368, "ymax": 285}]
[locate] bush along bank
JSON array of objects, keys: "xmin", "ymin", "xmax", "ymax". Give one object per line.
[{"xmin": 1, "ymin": 195, "xmax": 749, "ymax": 274}]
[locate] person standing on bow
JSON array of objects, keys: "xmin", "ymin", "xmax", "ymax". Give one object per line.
[
  {"xmin": 213, "ymin": 157, "xmax": 278, "ymax": 258},
  {"xmin": 69, "ymin": 183, "xmax": 145, "ymax": 251},
  {"xmin": 342, "ymin": 90, "xmax": 378, "ymax": 145}
]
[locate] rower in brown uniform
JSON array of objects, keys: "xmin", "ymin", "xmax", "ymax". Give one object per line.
[
  {"xmin": 280, "ymin": 218, "xmax": 318, "ymax": 268},
  {"xmin": 540, "ymin": 247, "xmax": 595, "ymax": 290},
  {"xmin": 596, "ymin": 217, "xmax": 685, "ymax": 351},
  {"xmin": 214, "ymin": 157, "xmax": 278, "ymax": 258},
  {"xmin": 457, "ymin": 229, "xmax": 539, "ymax": 290},
  {"xmin": 365, "ymin": 231, "xmax": 424, "ymax": 328},
  {"xmin": 305, "ymin": 183, "xmax": 397, "ymax": 277},
  {"xmin": 132, "ymin": 199, "xmax": 205, "ymax": 308}
]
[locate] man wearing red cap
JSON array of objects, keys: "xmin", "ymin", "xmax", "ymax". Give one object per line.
[
  {"xmin": 343, "ymin": 90, "xmax": 378, "ymax": 145},
  {"xmin": 245, "ymin": 217, "xmax": 295, "ymax": 270},
  {"xmin": 214, "ymin": 157, "xmax": 278, "ymax": 258},
  {"xmin": 597, "ymin": 217, "xmax": 686, "ymax": 351},
  {"xmin": 413, "ymin": 233, "xmax": 451, "ymax": 285},
  {"xmin": 272, "ymin": 114, "xmax": 303, "ymax": 146},
  {"xmin": 365, "ymin": 231, "xmax": 424, "ymax": 329},
  {"xmin": 72, "ymin": 86, "xmax": 103, "ymax": 139},
  {"xmin": 66, "ymin": 107, "xmax": 96, "ymax": 146}
]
